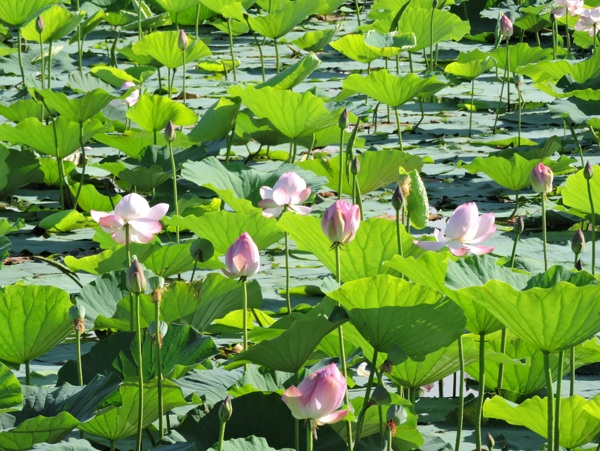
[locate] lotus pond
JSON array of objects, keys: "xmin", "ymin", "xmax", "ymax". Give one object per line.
[{"xmin": 2, "ymin": 0, "xmax": 600, "ymax": 450}]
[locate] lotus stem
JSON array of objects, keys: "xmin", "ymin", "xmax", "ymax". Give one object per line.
[
  {"xmin": 110, "ymin": 30, "xmax": 119, "ymax": 67},
  {"xmin": 356, "ymin": 348, "xmax": 378, "ymax": 442},
  {"xmin": 168, "ymin": 140, "xmax": 179, "ymax": 243},
  {"xmin": 541, "ymin": 193, "xmax": 548, "ymax": 271},
  {"xmin": 110, "ymin": 440, "xmax": 115, "ymax": 451},
  {"xmin": 306, "ymin": 419, "xmax": 314, "ymax": 451},
  {"xmin": 586, "ymin": 172, "xmax": 596, "ymax": 275},
  {"xmin": 25, "ymin": 361, "xmax": 30, "ymax": 385},
  {"xmin": 372, "ymin": 102, "xmax": 380, "ymax": 134},
  {"xmin": 284, "ymin": 231, "xmax": 291, "ymax": 315},
  {"xmin": 247, "ymin": 22, "xmax": 265, "ymax": 82},
  {"xmin": 396, "ymin": 209, "xmax": 403, "ymax": 256},
  {"xmin": 570, "ymin": 347, "xmax": 575, "ymax": 396},
  {"xmin": 274, "ymin": 38, "xmax": 282, "ymax": 73},
  {"xmin": 394, "ymin": 108, "xmax": 404, "ymax": 151},
  {"xmin": 227, "ymin": 19, "xmax": 237, "ymax": 81},
  {"xmin": 137, "ymin": 1, "xmax": 142, "ymax": 40},
  {"xmin": 498, "ymin": 328, "xmax": 507, "ymax": 390},
  {"xmin": 565, "ymin": 9, "xmax": 571, "ymax": 57},
  {"xmin": 45, "ymin": 101, "xmax": 65, "ymax": 209},
  {"xmin": 335, "ymin": 245, "xmax": 353, "ymax": 451},
  {"xmin": 182, "ymin": 51, "xmax": 187, "ymax": 106},
  {"xmin": 217, "ymin": 418, "xmax": 226, "ymax": 451},
  {"xmin": 135, "ymin": 292, "xmax": 144, "ymax": 451},
  {"xmin": 76, "ymin": 0, "xmax": 82, "ymax": 73},
  {"xmin": 294, "ymin": 372, "xmax": 300, "ymax": 451},
  {"xmin": 195, "ymin": 6, "xmax": 200, "ymax": 38},
  {"xmin": 17, "ymin": 29, "xmax": 25, "ymax": 86},
  {"xmin": 354, "ymin": 0, "xmax": 361, "ymax": 26},
  {"xmin": 552, "ymin": 19, "xmax": 558, "ymax": 60},
  {"xmin": 338, "ymin": 128, "xmax": 345, "ymax": 200},
  {"xmin": 554, "ymin": 351, "xmax": 564, "ymax": 451},
  {"xmin": 242, "ymin": 278, "xmax": 248, "ymax": 352},
  {"xmin": 517, "ymin": 84, "xmax": 522, "ymax": 146},
  {"xmin": 76, "ymin": 328, "xmax": 83, "ymax": 386},
  {"xmin": 155, "ymin": 302, "xmax": 164, "ymax": 438},
  {"xmin": 47, "ymin": 41, "xmax": 53, "ymax": 89},
  {"xmin": 39, "ymin": 33, "xmax": 45, "ymax": 89},
  {"xmin": 73, "ymin": 122, "xmax": 87, "ymax": 208},
  {"xmin": 469, "ymin": 78, "xmax": 475, "ymax": 138},
  {"xmin": 429, "ymin": 7, "xmax": 435, "ymax": 72},
  {"xmin": 125, "ymin": 224, "xmax": 134, "ymax": 332},
  {"xmin": 492, "ymin": 69, "xmax": 506, "ymax": 134},
  {"xmin": 355, "ymin": 176, "xmax": 363, "ymax": 221},
  {"xmin": 455, "ymin": 335, "xmax": 465, "ymax": 451},
  {"xmin": 543, "ymin": 351, "xmax": 555, "ymax": 451},
  {"xmin": 475, "ymin": 333, "xmax": 486, "ymax": 451},
  {"xmin": 510, "ymin": 221, "xmax": 522, "ymax": 269},
  {"xmin": 506, "ymin": 44, "xmax": 511, "ymax": 112},
  {"xmin": 565, "ymin": 120, "xmax": 584, "ymax": 167}
]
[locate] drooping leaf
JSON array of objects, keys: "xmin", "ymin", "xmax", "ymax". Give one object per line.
[
  {"xmin": 126, "ymin": 94, "xmax": 197, "ymax": 133},
  {"xmin": 38, "ymin": 89, "xmax": 114, "ymax": 123},
  {"xmin": 132, "ymin": 30, "xmax": 211, "ymax": 69},
  {"xmin": 562, "ymin": 165, "xmax": 600, "ymax": 219},
  {"xmin": 0, "ymin": 363, "xmax": 22, "ymax": 414},
  {"xmin": 187, "ymin": 97, "xmax": 241, "ymax": 143},
  {"xmin": 256, "ymin": 53, "xmax": 321, "ymax": 90}
]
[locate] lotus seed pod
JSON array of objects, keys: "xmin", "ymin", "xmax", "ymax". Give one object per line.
[
  {"xmin": 164, "ymin": 120, "xmax": 176, "ymax": 143},
  {"xmin": 36, "ymin": 16, "xmax": 45, "ymax": 34},
  {"xmin": 585, "ymin": 161, "xmax": 594, "ymax": 180},
  {"xmin": 178, "ymin": 29, "xmax": 188, "ymax": 51},
  {"xmin": 219, "ymin": 395, "xmax": 233, "ymax": 422},
  {"xmin": 149, "ymin": 320, "xmax": 169, "ymax": 347},
  {"xmin": 386, "ymin": 404, "xmax": 408, "ymax": 435},
  {"xmin": 513, "ymin": 216, "xmax": 525, "ymax": 236},
  {"xmin": 571, "ymin": 229, "xmax": 586, "ymax": 255},
  {"xmin": 338, "ymin": 108, "xmax": 348, "ymax": 129},
  {"xmin": 148, "ymin": 276, "xmax": 165, "ymax": 304},
  {"xmin": 127, "ymin": 257, "xmax": 147, "ymax": 294},
  {"xmin": 190, "ymin": 238, "xmax": 215, "ymax": 263},
  {"xmin": 69, "ymin": 305, "xmax": 86, "ymax": 334}
]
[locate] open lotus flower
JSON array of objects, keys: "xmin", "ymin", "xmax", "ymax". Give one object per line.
[
  {"xmin": 91, "ymin": 193, "xmax": 169, "ymax": 244},
  {"xmin": 553, "ymin": 0, "xmax": 584, "ymax": 17},
  {"xmin": 258, "ymin": 172, "xmax": 311, "ymax": 218},
  {"xmin": 575, "ymin": 7, "xmax": 600, "ymax": 35},
  {"xmin": 121, "ymin": 81, "xmax": 140, "ymax": 107},
  {"xmin": 223, "ymin": 232, "xmax": 260, "ymax": 279},
  {"xmin": 415, "ymin": 202, "xmax": 496, "ymax": 256},
  {"xmin": 282, "ymin": 363, "xmax": 348, "ymax": 430},
  {"xmin": 321, "ymin": 200, "xmax": 361, "ymax": 245}
]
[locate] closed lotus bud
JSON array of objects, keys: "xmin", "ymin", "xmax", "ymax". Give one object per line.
[
  {"xmin": 223, "ymin": 232, "xmax": 260, "ymax": 279},
  {"xmin": 219, "ymin": 395, "xmax": 233, "ymax": 423},
  {"xmin": 391, "ymin": 185, "xmax": 404, "ymax": 212},
  {"xmin": 530, "ymin": 162, "xmax": 553, "ymax": 194},
  {"xmin": 487, "ymin": 432, "xmax": 495, "ymax": 450},
  {"xmin": 164, "ymin": 120, "xmax": 176, "ymax": 143},
  {"xmin": 433, "ymin": 0, "xmax": 438, "ymax": 7},
  {"xmin": 351, "ymin": 156, "xmax": 360, "ymax": 175},
  {"xmin": 178, "ymin": 29, "xmax": 188, "ymax": 51},
  {"xmin": 148, "ymin": 276, "xmax": 165, "ymax": 304},
  {"xmin": 36, "ymin": 15, "xmax": 45, "ymax": 35},
  {"xmin": 514, "ymin": 74, "xmax": 523, "ymax": 89},
  {"xmin": 339, "ymin": 109, "xmax": 348, "ymax": 130},
  {"xmin": 321, "ymin": 200, "xmax": 361, "ymax": 245},
  {"xmin": 585, "ymin": 161, "xmax": 594, "ymax": 180},
  {"xmin": 190, "ymin": 238, "xmax": 215, "ymax": 263},
  {"xmin": 149, "ymin": 320, "xmax": 168, "ymax": 347},
  {"xmin": 127, "ymin": 257, "xmax": 147, "ymax": 294},
  {"xmin": 514, "ymin": 216, "xmax": 525, "ymax": 236},
  {"xmin": 69, "ymin": 305, "xmax": 86, "ymax": 334},
  {"xmin": 572, "ymin": 229, "xmax": 585, "ymax": 255},
  {"xmin": 499, "ymin": 14, "xmax": 513, "ymax": 38}
]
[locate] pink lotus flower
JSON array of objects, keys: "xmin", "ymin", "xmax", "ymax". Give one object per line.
[
  {"xmin": 321, "ymin": 200, "xmax": 360, "ymax": 245},
  {"xmin": 258, "ymin": 172, "xmax": 311, "ymax": 218},
  {"xmin": 575, "ymin": 7, "xmax": 600, "ymax": 35},
  {"xmin": 553, "ymin": 0, "xmax": 584, "ymax": 17},
  {"xmin": 530, "ymin": 162, "xmax": 554, "ymax": 194},
  {"xmin": 415, "ymin": 202, "xmax": 496, "ymax": 256},
  {"xmin": 282, "ymin": 363, "xmax": 348, "ymax": 428},
  {"xmin": 91, "ymin": 193, "xmax": 169, "ymax": 244},
  {"xmin": 223, "ymin": 232, "xmax": 260, "ymax": 279},
  {"xmin": 121, "ymin": 81, "xmax": 140, "ymax": 107},
  {"xmin": 499, "ymin": 14, "xmax": 513, "ymax": 38}
]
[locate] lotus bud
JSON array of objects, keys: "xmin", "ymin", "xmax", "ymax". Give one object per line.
[
  {"xmin": 514, "ymin": 74, "xmax": 523, "ymax": 89},
  {"xmin": 190, "ymin": 238, "xmax": 215, "ymax": 263},
  {"xmin": 433, "ymin": 0, "xmax": 438, "ymax": 7},
  {"xmin": 530, "ymin": 163, "xmax": 553, "ymax": 194},
  {"xmin": 127, "ymin": 257, "xmax": 147, "ymax": 294},
  {"xmin": 499, "ymin": 14, "xmax": 513, "ymax": 38},
  {"xmin": 219, "ymin": 395, "xmax": 233, "ymax": 423},
  {"xmin": 572, "ymin": 230, "xmax": 585, "ymax": 255},
  {"xmin": 351, "ymin": 156, "xmax": 360, "ymax": 175},
  {"xmin": 487, "ymin": 432, "xmax": 495, "ymax": 450},
  {"xmin": 178, "ymin": 29, "xmax": 188, "ymax": 51},
  {"xmin": 585, "ymin": 161, "xmax": 594, "ymax": 180},
  {"xmin": 391, "ymin": 185, "xmax": 404, "ymax": 212},
  {"xmin": 514, "ymin": 216, "xmax": 525, "ymax": 236},
  {"xmin": 575, "ymin": 259, "xmax": 583, "ymax": 271},
  {"xmin": 36, "ymin": 15, "xmax": 45, "ymax": 35},
  {"xmin": 321, "ymin": 200, "xmax": 361, "ymax": 245},
  {"xmin": 380, "ymin": 359, "xmax": 393, "ymax": 374},
  {"xmin": 69, "ymin": 305, "xmax": 86, "ymax": 334},
  {"xmin": 164, "ymin": 120, "xmax": 176, "ymax": 143},
  {"xmin": 339, "ymin": 108, "xmax": 348, "ymax": 130},
  {"xmin": 148, "ymin": 276, "xmax": 165, "ymax": 304},
  {"xmin": 223, "ymin": 232, "xmax": 260, "ymax": 279},
  {"xmin": 149, "ymin": 320, "xmax": 168, "ymax": 347}
]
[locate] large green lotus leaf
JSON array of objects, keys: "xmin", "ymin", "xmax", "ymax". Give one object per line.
[
  {"xmin": 94, "ymin": 130, "xmax": 187, "ymax": 160},
  {"xmin": 38, "ymin": 209, "xmax": 89, "ymax": 233},
  {"xmin": 384, "ymin": 252, "xmax": 452, "ymax": 294},
  {"xmin": 155, "ymin": 0, "xmax": 201, "ymax": 14},
  {"xmin": 398, "ymin": 8, "xmax": 469, "ymax": 52},
  {"xmin": 90, "ymin": 65, "xmax": 156, "ymax": 87},
  {"xmin": 188, "ymin": 97, "xmax": 241, "ymax": 143},
  {"xmin": 0, "ymin": 362, "xmax": 22, "ymax": 414},
  {"xmin": 229, "ymin": 85, "xmax": 341, "ymax": 139},
  {"xmin": 78, "ymin": 380, "xmax": 188, "ymax": 440},
  {"xmin": 0, "ymin": 412, "xmax": 79, "ymax": 450},
  {"xmin": 170, "ymin": 211, "xmax": 283, "ymax": 254},
  {"xmin": 40, "ymin": 159, "xmax": 75, "ymax": 187},
  {"xmin": 315, "ymin": 0, "xmax": 345, "ymax": 13},
  {"xmin": 201, "ymin": 0, "xmax": 255, "ymax": 14},
  {"xmin": 562, "ymin": 165, "xmax": 600, "ymax": 219},
  {"xmin": 445, "ymin": 254, "xmax": 530, "ymax": 292},
  {"xmin": 466, "ymin": 153, "xmax": 545, "ymax": 191},
  {"xmin": 233, "ymin": 110, "xmax": 290, "ymax": 147},
  {"xmin": 256, "ymin": 52, "xmax": 321, "ymax": 90},
  {"xmin": 132, "ymin": 31, "xmax": 211, "ymax": 69},
  {"xmin": 388, "ymin": 336, "xmax": 478, "ymax": 389},
  {"xmin": 244, "ymin": 0, "xmax": 317, "ymax": 40},
  {"xmin": 68, "ymin": 9, "xmax": 105, "ymax": 44},
  {"xmin": 0, "ymin": 0, "xmax": 59, "ymax": 25},
  {"xmin": 343, "ymin": 70, "xmax": 446, "ymax": 108},
  {"xmin": 489, "ymin": 43, "xmax": 552, "ymax": 73},
  {"xmin": 0, "ymin": 117, "xmax": 104, "ymax": 158},
  {"xmin": 296, "ymin": 149, "xmax": 422, "ymax": 196},
  {"xmin": 0, "ymin": 100, "xmax": 44, "ymax": 123},
  {"xmin": 484, "ymin": 395, "xmax": 600, "ymax": 449},
  {"xmin": 126, "ymin": 94, "xmax": 197, "ymax": 132},
  {"xmin": 518, "ymin": 51, "xmax": 600, "ymax": 86},
  {"xmin": 291, "ymin": 27, "xmax": 338, "ymax": 52},
  {"xmin": 0, "ymin": 285, "xmax": 72, "ymax": 364},
  {"xmin": 38, "ymin": 89, "xmax": 114, "ymax": 123},
  {"xmin": 0, "ymin": 45, "xmax": 17, "ymax": 58},
  {"xmin": 474, "ymin": 280, "xmax": 600, "ymax": 352},
  {"xmin": 75, "ymin": 270, "xmax": 130, "ymax": 330},
  {"xmin": 69, "ymin": 183, "xmax": 122, "ymax": 213},
  {"xmin": 21, "ymin": 5, "xmax": 84, "ymax": 43},
  {"xmin": 327, "ymin": 275, "xmax": 466, "ymax": 356},
  {"xmin": 363, "ymin": 30, "xmax": 417, "ymax": 52},
  {"xmin": 444, "ymin": 57, "xmax": 494, "ymax": 80},
  {"xmin": 280, "ymin": 215, "xmax": 414, "ymax": 282},
  {"xmin": 0, "ymin": 147, "xmax": 43, "ymax": 200},
  {"xmin": 525, "ymin": 265, "xmax": 597, "ymax": 289},
  {"xmin": 330, "ymin": 34, "xmax": 400, "ymax": 63}
]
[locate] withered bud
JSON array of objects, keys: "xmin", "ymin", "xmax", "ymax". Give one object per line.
[
  {"xmin": 380, "ymin": 359, "xmax": 393, "ymax": 374},
  {"xmin": 69, "ymin": 305, "xmax": 86, "ymax": 334},
  {"xmin": 487, "ymin": 432, "xmax": 495, "ymax": 450},
  {"xmin": 514, "ymin": 216, "xmax": 525, "ymax": 236},
  {"xmin": 148, "ymin": 276, "xmax": 165, "ymax": 304},
  {"xmin": 149, "ymin": 321, "xmax": 168, "ymax": 348}
]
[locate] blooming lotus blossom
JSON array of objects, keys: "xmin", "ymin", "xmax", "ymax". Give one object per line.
[
  {"xmin": 415, "ymin": 202, "xmax": 496, "ymax": 256},
  {"xmin": 258, "ymin": 172, "xmax": 311, "ymax": 218},
  {"xmin": 321, "ymin": 200, "xmax": 361, "ymax": 245},
  {"xmin": 91, "ymin": 193, "xmax": 168, "ymax": 244},
  {"xmin": 121, "ymin": 81, "xmax": 140, "ymax": 107},
  {"xmin": 223, "ymin": 232, "xmax": 260, "ymax": 279},
  {"xmin": 553, "ymin": 0, "xmax": 584, "ymax": 17},
  {"xmin": 530, "ymin": 162, "xmax": 554, "ymax": 194},
  {"xmin": 575, "ymin": 7, "xmax": 600, "ymax": 35},
  {"xmin": 282, "ymin": 363, "xmax": 348, "ymax": 429}
]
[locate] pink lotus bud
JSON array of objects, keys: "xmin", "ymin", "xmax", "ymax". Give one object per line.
[
  {"xmin": 127, "ymin": 257, "xmax": 147, "ymax": 294},
  {"xmin": 178, "ymin": 29, "xmax": 188, "ymax": 51},
  {"xmin": 164, "ymin": 120, "xmax": 176, "ymax": 143},
  {"xmin": 530, "ymin": 163, "xmax": 553, "ymax": 194},
  {"xmin": 223, "ymin": 232, "xmax": 260, "ymax": 279},
  {"xmin": 499, "ymin": 14, "xmax": 513, "ymax": 38},
  {"xmin": 36, "ymin": 15, "xmax": 45, "ymax": 34},
  {"xmin": 282, "ymin": 363, "xmax": 348, "ymax": 427},
  {"xmin": 321, "ymin": 200, "xmax": 361, "ymax": 245}
]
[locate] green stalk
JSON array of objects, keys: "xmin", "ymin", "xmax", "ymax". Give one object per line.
[
  {"xmin": 396, "ymin": 209, "xmax": 403, "ymax": 256},
  {"xmin": 454, "ymin": 335, "xmax": 465, "ymax": 451},
  {"xmin": 76, "ymin": 0, "xmax": 82, "ymax": 73},
  {"xmin": 45, "ymin": 101, "xmax": 65, "ymax": 209},
  {"xmin": 246, "ymin": 21, "xmax": 265, "ymax": 82},
  {"xmin": 429, "ymin": 6, "xmax": 435, "ymax": 72},
  {"xmin": 475, "ymin": 333, "xmax": 486, "ymax": 451},
  {"xmin": 168, "ymin": 140, "xmax": 179, "ymax": 243},
  {"xmin": 492, "ymin": 68, "xmax": 506, "ymax": 134},
  {"xmin": 570, "ymin": 347, "xmax": 575, "ymax": 396},
  {"xmin": 39, "ymin": 34, "xmax": 45, "ymax": 89},
  {"xmin": 217, "ymin": 419, "xmax": 226, "ymax": 451},
  {"xmin": 47, "ymin": 41, "xmax": 53, "ymax": 89},
  {"xmin": 25, "ymin": 361, "xmax": 31, "ymax": 385},
  {"xmin": 554, "ymin": 351, "xmax": 563, "ymax": 451},
  {"xmin": 294, "ymin": 372, "xmax": 300, "ymax": 451},
  {"xmin": 565, "ymin": 120, "xmax": 584, "ymax": 167},
  {"xmin": 587, "ymin": 177, "xmax": 596, "ymax": 275},
  {"xmin": 242, "ymin": 278, "xmax": 248, "ymax": 352},
  {"xmin": 135, "ymin": 292, "xmax": 144, "ymax": 451},
  {"xmin": 510, "ymin": 228, "xmax": 522, "ymax": 269},
  {"xmin": 17, "ymin": 30, "xmax": 25, "ymax": 86},
  {"xmin": 355, "ymin": 176, "xmax": 363, "ymax": 221},
  {"xmin": 228, "ymin": 19, "xmax": 237, "ymax": 81},
  {"xmin": 506, "ymin": 44, "xmax": 511, "ymax": 112},
  {"xmin": 284, "ymin": 232, "xmax": 292, "ymax": 315},
  {"xmin": 335, "ymin": 245, "xmax": 353, "ymax": 451},
  {"xmin": 542, "ymin": 193, "xmax": 548, "ymax": 271},
  {"xmin": 125, "ymin": 224, "xmax": 134, "ymax": 332},
  {"xmin": 565, "ymin": 9, "xmax": 571, "ymax": 57},
  {"xmin": 468, "ymin": 78, "xmax": 475, "ymax": 138},
  {"xmin": 137, "ymin": 0, "xmax": 143, "ymax": 40},
  {"xmin": 274, "ymin": 38, "xmax": 280, "ymax": 73},
  {"xmin": 155, "ymin": 302, "xmax": 164, "ymax": 438},
  {"xmin": 387, "ymin": 426, "xmax": 393, "ymax": 451},
  {"xmin": 517, "ymin": 84, "xmax": 522, "ymax": 146},
  {"xmin": 552, "ymin": 19, "xmax": 558, "ymax": 60},
  {"xmin": 338, "ymin": 127, "xmax": 345, "ymax": 200},
  {"xmin": 76, "ymin": 329, "xmax": 83, "ymax": 386},
  {"xmin": 394, "ymin": 108, "xmax": 403, "ymax": 151},
  {"xmin": 306, "ymin": 419, "xmax": 314, "ymax": 451},
  {"xmin": 543, "ymin": 351, "xmax": 555, "ymax": 451},
  {"xmin": 354, "ymin": 0, "xmax": 361, "ymax": 26},
  {"xmin": 73, "ymin": 122, "xmax": 87, "ymax": 207},
  {"xmin": 497, "ymin": 327, "xmax": 507, "ymax": 390},
  {"xmin": 110, "ymin": 441, "xmax": 115, "ymax": 451},
  {"xmin": 195, "ymin": 5, "xmax": 200, "ymax": 38},
  {"xmin": 356, "ymin": 348, "xmax": 378, "ymax": 442},
  {"xmin": 182, "ymin": 50, "xmax": 187, "ymax": 106}
]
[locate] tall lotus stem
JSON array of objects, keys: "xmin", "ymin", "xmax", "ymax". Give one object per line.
[
  {"xmin": 150, "ymin": 278, "xmax": 165, "ymax": 438},
  {"xmin": 454, "ymin": 335, "xmax": 465, "ymax": 451},
  {"xmin": 274, "ymin": 39, "xmax": 280, "ymax": 73},
  {"xmin": 352, "ymin": 157, "xmax": 363, "ymax": 220},
  {"xmin": 585, "ymin": 162, "xmax": 596, "ymax": 274},
  {"xmin": 42, "ymin": 98, "xmax": 65, "ymax": 209},
  {"xmin": 242, "ymin": 278, "xmax": 248, "ymax": 352},
  {"xmin": 25, "ymin": 361, "xmax": 30, "ymax": 385},
  {"xmin": 73, "ymin": 122, "xmax": 88, "ymax": 207},
  {"xmin": 510, "ymin": 216, "xmax": 524, "ymax": 269},
  {"xmin": 542, "ymin": 193, "xmax": 548, "ymax": 271},
  {"xmin": 137, "ymin": 0, "xmax": 142, "ymax": 40},
  {"xmin": 429, "ymin": 4, "xmax": 435, "ymax": 71},
  {"xmin": 475, "ymin": 333, "xmax": 486, "ymax": 451},
  {"xmin": 356, "ymin": 348, "xmax": 378, "ymax": 442},
  {"xmin": 497, "ymin": 328, "xmax": 507, "ymax": 390},
  {"xmin": 392, "ymin": 186, "xmax": 404, "ymax": 256},
  {"xmin": 306, "ymin": 419, "xmax": 315, "ymax": 451},
  {"xmin": 354, "ymin": 0, "xmax": 361, "ymax": 26},
  {"xmin": 165, "ymin": 121, "xmax": 179, "ymax": 243},
  {"xmin": 17, "ymin": 29, "xmax": 25, "ymax": 86},
  {"xmin": 125, "ymin": 225, "xmax": 134, "ymax": 332},
  {"xmin": 570, "ymin": 348, "xmax": 575, "ymax": 396},
  {"xmin": 47, "ymin": 41, "xmax": 53, "ymax": 89},
  {"xmin": 554, "ymin": 351, "xmax": 563, "ymax": 451},
  {"xmin": 515, "ymin": 75, "xmax": 523, "ymax": 146},
  {"xmin": 552, "ymin": 17, "xmax": 558, "ymax": 59},
  {"xmin": 505, "ymin": 44, "xmax": 511, "ymax": 112},
  {"xmin": 543, "ymin": 351, "xmax": 555, "ymax": 450},
  {"xmin": 227, "ymin": 19, "xmax": 237, "ymax": 81},
  {"xmin": 284, "ymin": 232, "xmax": 291, "ymax": 315},
  {"xmin": 338, "ymin": 110, "xmax": 348, "ymax": 200},
  {"xmin": 468, "ymin": 78, "xmax": 475, "ymax": 138},
  {"xmin": 179, "ymin": 30, "xmax": 188, "ymax": 105},
  {"xmin": 394, "ymin": 108, "xmax": 404, "ymax": 151},
  {"xmin": 37, "ymin": 19, "xmax": 45, "ymax": 89},
  {"xmin": 565, "ymin": 9, "xmax": 571, "ymax": 57},
  {"xmin": 76, "ymin": 0, "xmax": 82, "ymax": 73},
  {"xmin": 70, "ymin": 305, "xmax": 86, "ymax": 386}
]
